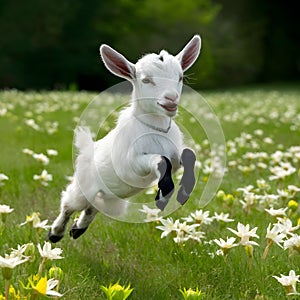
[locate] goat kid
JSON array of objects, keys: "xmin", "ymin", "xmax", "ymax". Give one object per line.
[{"xmin": 48, "ymin": 35, "xmax": 201, "ymax": 242}]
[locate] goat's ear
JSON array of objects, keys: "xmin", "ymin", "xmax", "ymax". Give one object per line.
[
  {"xmin": 100, "ymin": 45, "xmax": 136, "ymax": 80},
  {"xmin": 176, "ymin": 35, "xmax": 201, "ymax": 72}
]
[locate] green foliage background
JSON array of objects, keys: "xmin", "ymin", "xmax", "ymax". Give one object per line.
[{"xmin": 0, "ymin": 0, "xmax": 299, "ymax": 90}]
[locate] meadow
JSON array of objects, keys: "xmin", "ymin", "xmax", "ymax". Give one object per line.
[{"xmin": 1, "ymin": 84, "xmax": 300, "ymax": 299}]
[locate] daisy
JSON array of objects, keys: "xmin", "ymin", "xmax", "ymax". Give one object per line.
[
  {"xmin": 213, "ymin": 212, "xmax": 234, "ymax": 223},
  {"xmin": 183, "ymin": 209, "xmax": 213, "ymax": 225},
  {"xmin": 273, "ymin": 270, "xmax": 300, "ymax": 295},
  {"xmin": 46, "ymin": 149, "xmax": 58, "ymax": 156},
  {"xmin": 156, "ymin": 218, "xmax": 179, "ymax": 238},
  {"xmin": 139, "ymin": 204, "xmax": 162, "ymax": 222},
  {"xmin": 276, "ymin": 217, "xmax": 300, "ymax": 235},
  {"xmin": 173, "ymin": 222, "xmax": 200, "ymax": 244},
  {"xmin": 20, "ymin": 212, "xmax": 50, "ymax": 230},
  {"xmin": 288, "ymin": 185, "xmax": 300, "ymax": 195},
  {"xmin": 187, "ymin": 229, "xmax": 205, "ymax": 243},
  {"xmin": 37, "ymin": 242, "xmax": 63, "ymax": 260},
  {"xmin": 227, "ymin": 222, "xmax": 259, "ymax": 246},
  {"xmin": 265, "ymin": 223, "xmax": 286, "ymax": 248},
  {"xmin": 0, "ymin": 173, "xmax": 9, "ymax": 186},
  {"xmin": 22, "ymin": 148, "xmax": 34, "ymax": 155},
  {"xmin": 214, "ymin": 237, "xmax": 238, "ymax": 256},
  {"xmin": 32, "ymin": 153, "xmax": 50, "ymax": 166},
  {"xmin": 0, "ymin": 254, "xmax": 29, "ymax": 270},
  {"xmin": 33, "ymin": 170, "xmax": 53, "ymax": 186},
  {"xmin": 283, "ymin": 234, "xmax": 300, "ymax": 254},
  {"xmin": 0, "ymin": 204, "xmax": 14, "ymax": 214},
  {"xmin": 265, "ymin": 207, "xmax": 287, "ymax": 218}
]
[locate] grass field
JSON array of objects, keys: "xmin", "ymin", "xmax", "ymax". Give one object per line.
[{"xmin": 1, "ymin": 84, "xmax": 300, "ymax": 299}]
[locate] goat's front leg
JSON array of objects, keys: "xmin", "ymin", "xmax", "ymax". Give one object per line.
[
  {"xmin": 135, "ymin": 155, "xmax": 174, "ymax": 211},
  {"xmin": 177, "ymin": 148, "xmax": 196, "ymax": 205},
  {"xmin": 155, "ymin": 156, "xmax": 174, "ymax": 210}
]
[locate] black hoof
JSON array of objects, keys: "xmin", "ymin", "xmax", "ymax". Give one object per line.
[
  {"xmin": 69, "ymin": 222, "xmax": 88, "ymax": 239},
  {"xmin": 47, "ymin": 231, "xmax": 64, "ymax": 243},
  {"xmin": 177, "ymin": 149, "xmax": 196, "ymax": 205},
  {"xmin": 155, "ymin": 190, "xmax": 174, "ymax": 211},
  {"xmin": 177, "ymin": 186, "xmax": 190, "ymax": 205}
]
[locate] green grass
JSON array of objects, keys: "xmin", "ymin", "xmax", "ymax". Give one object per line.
[{"xmin": 1, "ymin": 84, "xmax": 300, "ymax": 299}]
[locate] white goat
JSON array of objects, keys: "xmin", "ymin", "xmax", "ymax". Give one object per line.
[{"xmin": 48, "ymin": 35, "xmax": 201, "ymax": 242}]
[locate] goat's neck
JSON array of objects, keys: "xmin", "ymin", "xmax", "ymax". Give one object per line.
[{"xmin": 132, "ymin": 102, "xmax": 172, "ymax": 131}]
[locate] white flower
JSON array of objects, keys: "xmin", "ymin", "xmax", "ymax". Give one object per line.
[
  {"xmin": 270, "ymin": 150, "xmax": 284, "ymax": 163},
  {"xmin": 139, "ymin": 204, "xmax": 162, "ymax": 222},
  {"xmin": 156, "ymin": 218, "xmax": 179, "ymax": 238},
  {"xmin": 237, "ymin": 185, "xmax": 254, "ymax": 194},
  {"xmin": 284, "ymin": 234, "xmax": 300, "ymax": 252},
  {"xmin": 0, "ymin": 254, "xmax": 29, "ymax": 269},
  {"xmin": 258, "ymin": 194, "xmax": 280, "ymax": 207},
  {"xmin": 0, "ymin": 173, "xmax": 9, "ymax": 186},
  {"xmin": 0, "ymin": 108, "xmax": 7, "ymax": 116},
  {"xmin": 22, "ymin": 148, "xmax": 34, "ymax": 155},
  {"xmin": 269, "ymin": 162, "xmax": 296, "ymax": 181},
  {"xmin": 32, "ymin": 153, "xmax": 50, "ymax": 165},
  {"xmin": 263, "ymin": 137, "xmax": 273, "ymax": 144},
  {"xmin": 265, "ymin": 223, "xmax": 286, "ymax": 248},
  {"xmin": 265, "ymin": 207, "xmax": 287, "ymax": 218},
  {"xmin": 214, "ymin": 237, "xmax": 238, "ymax": 255},
  {"xmin": 277, "ymin": 189, "xmax": 290, "ymax": 199},
  {"xmin": 37, "ymin": 242, "xmax": 63, "ymax": 260},
  {"xmin": 273, "ymin": 270, "xmax": 300, "ymax": 295},
  {"xmin": 46, "ymin": 149, "xmax": 58, "ymax": 156},
  {"xmin": 25, "ymin": 118, "xmax": 40, "ymax": 131},
  {"xmin": 288, "ymin": 185, "xmax": 300, "ymax": 195},
  {"xmin": 31, "ymin": 277, "xmax": 63, "ymax": 298},
  {"xmin": 187, "ymin": 229, "xmax": 205, "ymax": 243},
  {"xmin": 213, "ymin": 212, "xmax": 234, "ymax": 223},
  {"xmin": 276, "ymin": 218, "xmax": 300, "ymax": 235},
  {"xmin": 20, "ymin": 212, "xmax": 50, "ymax": 229},
  {"xmin": 65, "ymin": 175, "xmax": 74, "ymax": 182},
  {"xmin": 173, "ymin": 221, "xmax": 200, "ymax": 244},
  {"xmin": 239, "ymin": 192, "xmax": 259, "ymax": 211},
  {"xmin": 183, "ymin": 209, "xmax": 213, "ymax": 225},
  {"xmin": 33, "ymin": 170, "xmax": 53, "ymax": 186},
  {"xmin": 254, "ymin": 129, "xmax": 264, "ymax": 136},
  {"xmin": 45, "ymin": 278, "xmax": 63, "ymax": 297},
  {"xmin": 0, "ymin": 204, "xmax": 14, "ymax": 214},
  {"xmin": 227, "ymin": 222, "xmax": 259, "ymax": 246},
  {"xmin": 10, "ymin": 243, "xmax": 34, "ymax": 258},
  {"xmin": 145, "ymin": 186, "xmax": 157, "ymax": 195}
]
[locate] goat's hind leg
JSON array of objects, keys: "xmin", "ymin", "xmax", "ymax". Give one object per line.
[
  {"xmin": 70, "ymin": 205, "xmax": 98, "ymax": 239},
  {"xmin": 177, "ymin": 148, "xmax": 196, "ymax": 205},
  {"xmin": 48, "ymin": 207, "xmax": 74, "ymax": 243},
  {"xmin": 48, "ymin": 182, "xmax": 88, "ymax": 243}
]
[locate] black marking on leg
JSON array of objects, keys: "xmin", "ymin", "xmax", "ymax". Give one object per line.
[
  {"xmin": 69, "ymin": 221, "xmax": 88, "ymax": 239},
  {"xmin": 155, "ymin": 156, "xmax": 174, "ymax": 211},
  {"xmin": 47, "ymin": 231, "xmax": 64, "ymax": 243},
  {"xmin": 177, "ymin": 148, "xmax": 196, "ymax": 205}
]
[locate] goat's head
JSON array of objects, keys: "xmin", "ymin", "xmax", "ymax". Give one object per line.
[{"xmin": 100, "ymin": 35, "xmax": 201, "ymax": 117}]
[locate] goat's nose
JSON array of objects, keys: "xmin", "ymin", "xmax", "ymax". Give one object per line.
[{"xmin": 164, "ymin": 92, "xmax": 178, "ymax": 102}]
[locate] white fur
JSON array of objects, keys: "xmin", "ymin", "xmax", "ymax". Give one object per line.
[{"xmin": 49, "ymin": 35, "xmax": 201, "ymax": 240}]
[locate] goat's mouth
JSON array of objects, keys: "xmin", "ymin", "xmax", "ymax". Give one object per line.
[{"xmin": 158, "ymin": 103, "xmax": 178, "ymax": 112}]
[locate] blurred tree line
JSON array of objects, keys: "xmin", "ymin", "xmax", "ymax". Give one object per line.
[{"xmin": 0, "ymin": 0, "xmax": 299, "ymax": 90}]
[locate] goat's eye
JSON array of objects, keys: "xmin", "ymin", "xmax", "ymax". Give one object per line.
[
  {"xmin": 142, "ymin": 78, "xmax": 151, "ymax": 84},
  {"xmin": 179, "ymin": 76, "xmax": 183, "ymax": 82}
]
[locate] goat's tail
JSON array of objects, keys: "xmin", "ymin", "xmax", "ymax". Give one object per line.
[{"xmin": 74, "ymin": 126, "xmax": 94, "ymax": 159}]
